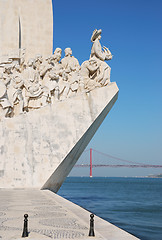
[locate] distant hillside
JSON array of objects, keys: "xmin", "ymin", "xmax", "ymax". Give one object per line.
[{"xmin": 147, "ymin": 174, "xmax": 162, "ymax": 178}]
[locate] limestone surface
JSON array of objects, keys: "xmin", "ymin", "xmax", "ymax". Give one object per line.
[
  {"xmin": 0, "ymin": 83, "xmax": 118, "ymax": 190},
  {"xmin": 0, "ymin": 0, "xmax": 53, "ymax": 61}
]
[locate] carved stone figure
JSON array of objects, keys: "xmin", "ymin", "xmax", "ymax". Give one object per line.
[
  {"xmin": 90, "ymin": 29, "xmax": 112, "ymax": 85},
  {"xmin": 51, "ymin": 48, "xmax": 62, "ymax": 66},
  {"xmin": 8, "ymin": 64, "xmax": 24, "ymax": 114},
  {"xmin": 0, "ymin": 74, "xmax": 13, "ymax": 117},
  {"xmin": 81, "ymin": 29, "xmax": 112, "ymax": 92},
  {"xmin": 61, "ymin": 48, "xmax": 81, "ymax": 97},
  {"xmin": 80, "ymin": 58, "xmax": 101, "ymax": 92},
  {"xmin": 34, "ymin": 54, "xmax": 47, "ymax": 85},
  {"xmin": 1, "ymin": 65, "xmax": 12, "ymax": 87},
  {"xmin": 34, "ymin": 54, "xmax": 43, "ymax": 72},
  {"xmin": 23, "ymin": 59, "xmax": 49, "ymax": 111},
  {"xmin": 61, "ymin": 48, "xmax": 80, "ymax": 73},
  {"xmin": 40, "ymin": 56, "xmax": 53, "ymax": 81},
  {"xmin": 42, "ymin": 49, "xmax": 62, "ymax": 102},
  {"xmin": 47, "ymin": 70, "xmax": 59, "ymax": 101}
]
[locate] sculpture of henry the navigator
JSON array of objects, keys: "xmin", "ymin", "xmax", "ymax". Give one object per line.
[
  {"xmin": 80, "ymin": 29, "xmax": 112, "ymax": 91},
  {"xmin": 90, "ymin": 29, "xmax": 112, "ymax": 85}
]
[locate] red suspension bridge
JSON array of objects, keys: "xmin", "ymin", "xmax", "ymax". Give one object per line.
[{"xmin": 75, "ymin": 148, "xmax": 162, "ymax": 177}]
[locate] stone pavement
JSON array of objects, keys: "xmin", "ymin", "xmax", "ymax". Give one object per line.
[{"xmin": 0, "ymin": 189, "xmax": 139, "ymax": 240}]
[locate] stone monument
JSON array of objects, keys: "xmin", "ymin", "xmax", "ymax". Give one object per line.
[{"xmin": 0, "ymin": 1, "xmax": 119, "ymax": 192}]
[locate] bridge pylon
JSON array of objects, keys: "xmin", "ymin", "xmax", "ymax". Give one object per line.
[{"xmin": 90, "ymin": 148, "xmax": 93, "ymax": 177}]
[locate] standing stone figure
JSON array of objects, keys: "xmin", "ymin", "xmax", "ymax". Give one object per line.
[
  {"xmin": 34, "ymin": 54, "xmax": 44, "ymax": 74},
  {"xmin": 42, "ymin": 48, "xmax": 62, "ymax": 102},
  {"xmin": 61, "ymin": 48, "xmax": 81, "ymax": 97}
]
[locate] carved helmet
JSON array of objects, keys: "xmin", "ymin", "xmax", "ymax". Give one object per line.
[{"xmin": 91, "ymin": 29, "xmax": 102, "ymax": 42}]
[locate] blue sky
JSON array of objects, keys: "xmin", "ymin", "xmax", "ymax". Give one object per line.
[{"xmin": 53, "ymin": 0, "xmax": 162, "ymax": 176}]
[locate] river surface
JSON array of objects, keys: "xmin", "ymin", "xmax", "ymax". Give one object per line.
[{"xmin": 58, "ymin": 177, "xmax": 162, "ymax": 240}]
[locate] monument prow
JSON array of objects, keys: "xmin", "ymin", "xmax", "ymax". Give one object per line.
[
  {"xmin": 0, "ymin": 82, "xmax": 118, "ymax": 189},
  {"xmin": 42, "ymin": 82, "xmax": 119, "ymax": 192}
]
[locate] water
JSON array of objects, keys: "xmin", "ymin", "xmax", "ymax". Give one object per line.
[{"xmin": 58, "ymin": 177, "xmax": 162, "ymax": 240}]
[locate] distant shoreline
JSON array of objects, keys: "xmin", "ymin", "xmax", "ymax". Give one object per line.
[
  {"xmin": 68, "ymin": 175, "xmax": 162, "ymax": 178},
  {"xmin": 146, "ymin": 174, "xmax": 162, "ymax": 178}
]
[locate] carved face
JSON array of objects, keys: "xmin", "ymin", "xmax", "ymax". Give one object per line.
[
  {"xmin": 87, "ymin": 60, "xmax": 99, "ymax": 73},
  {"xmin": 28, "ymin": 59, "xmax": 34, "ymax": 67},
  {"xmin": 54, "ymin": 48, "xmax": 62, "ymax": 56},
  {"xmin": 89, "ymin": 59, "xmax": 97, "ymax": 66},
  {"xmin": 65, "ymin": 48, "xmax": 72, "ymax": 57},
  {"xmin": 53, "ymin": 53, "xmax": 61, "ymax": 62}
]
